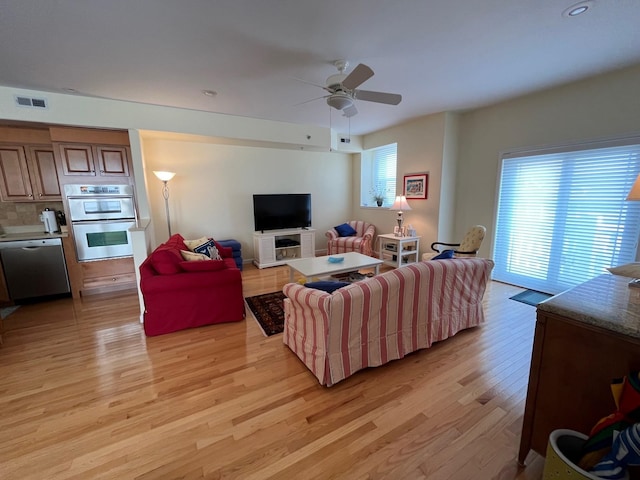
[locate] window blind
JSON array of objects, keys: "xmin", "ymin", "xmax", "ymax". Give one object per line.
[
  {"xmin": 372, "ymin": 144, "xmax": 397, "ymax": 207},
  {"xmin": 494, "ymin": 143, "xmax": 640, "ymax": 294},
  {"xmin": 361, "ymin": 143, "xmax": 397, "ymax": 207}
]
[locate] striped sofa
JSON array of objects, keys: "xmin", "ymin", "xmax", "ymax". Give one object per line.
[{"xmin": 282, "ymin": 258, "xmax": 494, "ymax": 386}]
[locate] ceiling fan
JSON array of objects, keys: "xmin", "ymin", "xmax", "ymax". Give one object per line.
[{"xmin": 299, "ymin": 60, "xmax": 402, "ymax": 118}]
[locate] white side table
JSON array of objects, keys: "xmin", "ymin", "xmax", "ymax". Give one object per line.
[{"xmin": 378, "ymin": 234, "xmax": 421, "ymax": 268}]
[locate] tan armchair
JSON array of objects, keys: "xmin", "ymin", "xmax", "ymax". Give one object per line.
[
  {"xmin": 423, "ymin": 225, "xmax": 486, "ymax": 260},
  {"xmin": 326, "ymin": 221, "xmax": 376, "ymax": 257}
]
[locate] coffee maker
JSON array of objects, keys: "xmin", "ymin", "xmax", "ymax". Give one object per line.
[{"xmin": 40, "ymin": 208, "xmax": 59, "ymax": 234}]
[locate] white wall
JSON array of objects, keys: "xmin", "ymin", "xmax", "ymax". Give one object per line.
[
  {"xmin": 358, "ymin": 112, "xmax": 450, "ymax": 258},
  {"xmin": 3, "ymin": 63, "xmax": 640, "ymax": 265},
  {"xmin": 456, "ymin": 63, "xmax": 640, "ymax": 258},
  {"xmin": 0, "ymin": 86, "xmax": 332, "ymax": 150},
  {"xmin": 0, "ymin": 86, "xmax": 354, "ymax": 264},
  {"xmin": 142, "ymin": 137, "xmax": 352, "ymax": 258}
]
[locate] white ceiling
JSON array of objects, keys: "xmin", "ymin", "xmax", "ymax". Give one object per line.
[{"xmin": 1, "ymin": 1, "xmax": 639, "ymax": 136}]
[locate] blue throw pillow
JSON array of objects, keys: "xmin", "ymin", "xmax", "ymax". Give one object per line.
[
  {"xmin": 304, "ymin": 281, "xmax": 350, "ymax": 293},
  {"xmin": 193, "ymin": 239, "xmax": 221, "ymax": 260},
  {"xmin": 432, "ymin": 249, "xmax": 455, "ymax": 260},
  {"xmin": 335, "ymin": 223, "xmax": 357, "ymax": 237}
]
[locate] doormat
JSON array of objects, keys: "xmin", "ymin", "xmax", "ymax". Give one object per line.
[
  {"xmin": 0, "ymin": 305, "xmax": 20, "ymax": 319},
  {"xmin": 509, "ymin": 289, "xmax": 553, "ymax": 307},
  {"xmin": 245, "ymin": 291, "xmax": 286, "ymax": 337}
]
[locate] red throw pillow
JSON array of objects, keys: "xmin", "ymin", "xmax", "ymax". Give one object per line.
[
  {"xmin": 165, "ymin": 233, "xmax": 185, "ymax": 250},
  {"xmin": 179, "ymin": 260, "xmax": 228, "ymax": 272},
  {"xmin": 214, "ymin": 241, "xmax": 233, "ymax": 259},
  {"xmin": 150, "ymin": 246, "xmax": 182, "ymax": 275}
]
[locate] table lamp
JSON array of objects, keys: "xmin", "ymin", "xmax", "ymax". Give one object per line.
[{"xmin": 390, "ymin": 195, "xmax": 411, "ymax": 236}]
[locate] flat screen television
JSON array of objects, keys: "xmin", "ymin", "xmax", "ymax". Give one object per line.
[{"xmin": 253, "ymin": 193, "xmax": 311, "ymax": 232}]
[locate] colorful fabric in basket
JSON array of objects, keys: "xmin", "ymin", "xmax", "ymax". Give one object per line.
[
  {"xmin": 578, "ymin": 372, "xmax": 640, "ymax": 472},
  {"xmin": 589, "ymin": 423, "xmax": 640, "ymax": 479}
]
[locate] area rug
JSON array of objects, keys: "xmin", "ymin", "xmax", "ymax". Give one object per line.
[
  {"xmin": 330, "ymin": 271, "xmax": 375, "ymax": 282},
  {"xmin": 0, "ymin": 305, "xmax": 20, "ymax": 319},
  {"xmin": 245, "ymin": 291, "xmax": 286, "ymax": 337},
  {"xmin": 510, "ymin": 289, "xmax": 553, "ymax": 307}
]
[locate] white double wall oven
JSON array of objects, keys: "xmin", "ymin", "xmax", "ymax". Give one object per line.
[{"xmin": 64, "ymin": 184, "xmax": 137, "ymax": 262}]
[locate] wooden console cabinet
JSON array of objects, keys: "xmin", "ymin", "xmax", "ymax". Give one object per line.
[
  {"xmin": 518, "ymin": 274, "xmax": 640, "ymax": 466},
  {"xmin": 253, "ymin": 229, "xmax": 316, "ymax": 268}
]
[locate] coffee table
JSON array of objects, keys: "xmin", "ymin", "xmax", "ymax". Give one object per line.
[{"xmin": 285, "ymin": 251, "xmax": 383, "ymax": 283}]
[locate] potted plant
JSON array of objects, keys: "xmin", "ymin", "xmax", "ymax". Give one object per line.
[{"xmin": 370, "ymin": 186, "xmax": 388, "ymax": 207}]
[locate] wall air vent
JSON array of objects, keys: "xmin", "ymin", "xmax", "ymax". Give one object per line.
[{"xmin": 14, "ymin": 95, "xmax": 49, "ymax": 109}]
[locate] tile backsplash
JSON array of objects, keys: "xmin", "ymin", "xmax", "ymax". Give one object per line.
[{"xmin": 0, "ymin": 201, "xmax": 64, "ymax": 228}]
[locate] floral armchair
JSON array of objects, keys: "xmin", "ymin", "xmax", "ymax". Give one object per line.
[{"xmin": 325, "ymin": 221, "xmax": 376, "ymax": 257}]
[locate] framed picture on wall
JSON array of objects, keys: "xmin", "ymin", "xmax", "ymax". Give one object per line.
[{"xmin": 404, "ymin": 173, "xmax": 428, "ymax": 199}]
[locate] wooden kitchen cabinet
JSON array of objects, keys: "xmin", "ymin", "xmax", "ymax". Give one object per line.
[
  {"xmin": 80, "ymin": 257, "xmax": 136, "ymax": 293},
  {"xmin": 96, "ymin": 146, "xmax": 130, "ymax": 176},
  {"xmin": 518, "ymin": 274, "xmax": 640, "ymax": 467},
  {"xmin": 0, "ymin": 144, "xmax": 61, "ymax": 201},
  {"xmin": 57, "ymin": 144, "xmax": 130, "ymax": 177},
  {"xmin": 0, "ymin": 260, "xmax": 11, "ymax": 305}
]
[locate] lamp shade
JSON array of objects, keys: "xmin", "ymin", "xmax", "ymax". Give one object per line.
[
  {"xmin": 153, "ymin": 171, "xmax": 176, "ymax": 182},
  {"xmin": 626, "ymin": 174, "xmax": 640, "ymax": 200},
  {"xmin": 389, "ymin": 195, "xmax": 412, "ymax": 211}
]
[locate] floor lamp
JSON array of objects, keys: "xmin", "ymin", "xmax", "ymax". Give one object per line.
[
  {"xmin": 626, "ymin": 174, "xmax": 640, "ymax": 287},
  {"xmin": 153, "ymin": 171, "xmax": 176, "ymax": 236},
  {"xmin": 390, "ymin": 195, "xmax": 411, "ymax": 236},
  {"xmin": 626, "ymin": 174, "xmax": 640, "ymax": 201}
]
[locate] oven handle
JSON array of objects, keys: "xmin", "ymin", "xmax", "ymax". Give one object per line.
[
  {"xmin": 66, "ymin": 195, "xmax": 134, "ymax": 200},
  {"xmin": 71, "ymin": 219, "xmax": 136, "ymax": 225}
]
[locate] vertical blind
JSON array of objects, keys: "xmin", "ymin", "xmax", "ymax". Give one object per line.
[
  {"xmin": 361, "ymin": 143, "xmax": 397, "ymax": 207},
  {"xmin": 493, "ymin": 142, "xmax": 640, "ymax": 294}
]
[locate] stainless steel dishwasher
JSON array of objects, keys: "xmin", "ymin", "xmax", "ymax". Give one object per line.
[{"xmin": 0, "ymin": 238, "xmax": 70, "ymax": 301}]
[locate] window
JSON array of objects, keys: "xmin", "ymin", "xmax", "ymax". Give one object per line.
[
  {"xmin": 360, "ymin": 143, "xmax": 397, "ymax": 207},
  {"xmin": 494, "ymin": 141, "xmax": 640, "ymax": 294}
]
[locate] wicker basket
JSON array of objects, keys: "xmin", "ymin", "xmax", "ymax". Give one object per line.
[{"xmin": 543, "ymin": 429, "xmax": 630, "ymax": 480}]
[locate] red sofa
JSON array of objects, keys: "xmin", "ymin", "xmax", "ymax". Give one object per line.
[{"xmin": 139, "ymin": 233, "xmax": 245, "ymax": 336}]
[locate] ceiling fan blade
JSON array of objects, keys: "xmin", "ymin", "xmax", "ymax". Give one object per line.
[
  {"xmin": 294, "ymin": 95, "xmax": 329, "ymax": 106},
  {"xmin": 291, "ymin": 76, "xmax": 333, "ymax": 94},
  {"xmin": 343, "ymin": 104, "xmax": 358, "ymax": 118},
  {"xmin": 354, "ymin": 89, "xmax": 402, "ymax": 105},
  {"xmin": 342, "ymin": 63, "xmax": 374, "ymax": 90}
]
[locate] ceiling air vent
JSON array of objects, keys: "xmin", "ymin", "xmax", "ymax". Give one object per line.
[{"xmin": 14, "ymin": 95, "xmax": 49, "ymax": 109}]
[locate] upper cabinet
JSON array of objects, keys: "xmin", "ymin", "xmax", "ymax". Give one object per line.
[
  {"xmin": 0, "ymin": 126, "xmax": 133, "ymax": 205},
  {"xmin": 0, "ymin": 144, "xmax": 61, "ymax": 202},
  {"xmin": 58, "ymin": 144, "xmax": 130, "ymax": 177}
]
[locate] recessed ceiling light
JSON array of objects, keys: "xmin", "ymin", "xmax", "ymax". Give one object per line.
[
  {"xmin": 569, "ymin": 6, "xmax": 588, "ymax": 15},
  {"xmin": 563, "ymin": 1, "xmax": 593, "ymax": 17},
  {"xmin": 202, "ymin": 90, "xmax": 217, "ymax": 97}
]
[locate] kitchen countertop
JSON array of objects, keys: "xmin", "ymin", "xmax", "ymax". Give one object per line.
[
  {"xmin": 0, "ymin": 231, "xmax": 68, "ymax": 242},
  {"xmin": 0, "ymin": 225, "xmax": 68, "ymax": 242},
  {"xmin": 537, "ymin": 273, "xmax": 640, "ymax": 339}
]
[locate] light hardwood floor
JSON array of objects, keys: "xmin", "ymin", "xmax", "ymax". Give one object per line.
[{"xmin": 0, "ymin": 263, "xmax": 546, "ymax": 479}]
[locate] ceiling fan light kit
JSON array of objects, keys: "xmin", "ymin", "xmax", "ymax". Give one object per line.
[
  {"xmin": 300, "ymin": 59, "xmax": 402, "ymax": 119},
  {"xmin": 326, "ymin": 92, "xmax": 353, "ymax": 111}
]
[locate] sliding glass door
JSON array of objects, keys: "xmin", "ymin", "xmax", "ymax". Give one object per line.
[{"xmin": 493, "ymin": 141, "xmax": 640, "ymax": 294}]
